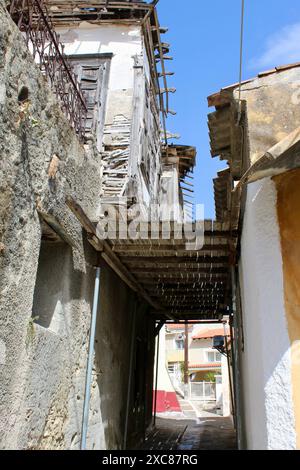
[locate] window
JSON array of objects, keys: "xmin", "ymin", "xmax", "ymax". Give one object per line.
[
  {"xmin": 67, "ymin": 54, "xmax": 111, "ymax": 150},
  {"xmin": 207, "ymin": 350, "xmax": 222, "ymax": 363},
  {"xmin": 175, "ymin": 339, "xmax": 184, "ymax": 350}
]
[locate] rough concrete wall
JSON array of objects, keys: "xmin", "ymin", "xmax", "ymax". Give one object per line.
[
  {"xmin": 92, "ymin": 266, "xmax": 135, "ymax": 450},
  {"xmin": 239, "ymin": 179, "xmax": 296, "ymax": 450},
  {"xmin": 236, "ymin": 68, "xmax": 300, "ymax": 164},
  {"xmin": 0, "ymin": 2, "xmax": 104, "ymax": 449}
]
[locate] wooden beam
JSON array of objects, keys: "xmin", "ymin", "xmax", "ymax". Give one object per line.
[
  {"xmin": 121, "ymin": 256, "xmax": 229, "ymax": 264},
  {"xmin": 112, "ymin": 245, "xmax": 230, "ymax": 254},
  {"xmin": 131, "ymin": 267, "xmax": 229, "ymax": 274},
  {"xmin": 66, "ymin": 197, "xmax": 173, "ymax": 316},
  {"xmin": 66, "ymin": 197, "xmax": 101, "ymax": 240}
]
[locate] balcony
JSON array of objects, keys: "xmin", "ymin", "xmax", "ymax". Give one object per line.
[{"xmin": 8, "ymin": 0, "xmax": 87, "ymax": 139}]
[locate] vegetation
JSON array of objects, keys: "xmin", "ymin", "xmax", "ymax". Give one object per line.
[{"xmin": 204, "ymin": 371, "xmax": 218, "ymax": 383}]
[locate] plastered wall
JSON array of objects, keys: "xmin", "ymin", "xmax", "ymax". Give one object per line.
[
  {"xmin": 239, "ymin": 179, "xmax": 296, "ymax": 449},
  {"xmin": 274, "ymin": 168, "xmax": 300, "ymax": 449}
]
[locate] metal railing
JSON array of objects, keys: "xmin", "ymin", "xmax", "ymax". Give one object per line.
[
  {"xmin": 189, "ymin": 382, "xmax": 216, "ymax": 401},
  {"xmin": 8, "ymin": 0, "xmax": 87, "ymax": 139}
]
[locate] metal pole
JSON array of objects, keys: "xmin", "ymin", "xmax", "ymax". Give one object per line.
[
  {"xmin": 123, "ymin": 300, "xmax": 137, "ymax": 450},
  {"xmin": 231, "ymin": 266, "xmax": 242, "ymax": 449},
  {"xmin": 153, "ymin": 328, "xmax": 160, "ymax": 427},
  {"xmin": 80, "ymin": 266, "xmax": 101, "ymax": 450},
  {"xmin": 223, "ymin": 321, "xmax": 235, "ymax": 419}
]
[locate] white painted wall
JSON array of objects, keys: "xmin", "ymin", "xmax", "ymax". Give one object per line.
[
  {"xmin": 58, "ymin": 23, "xmax": 142, "ymax": 91},
  {"xmin": 221, "ymin": 355, "xmax": 231, "ymax": 417},
  {"xmin": 155, "ymin": 328, "xmax": 177, "ymax": 394},
  {"xmin": 239, "ymin": 178, "xmax": 296, "ymax": 449}
]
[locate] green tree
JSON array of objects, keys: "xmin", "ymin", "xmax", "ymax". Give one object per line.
[{"xmin": 204, "ymin": 371, "xmax": 217, "ymax": 383}]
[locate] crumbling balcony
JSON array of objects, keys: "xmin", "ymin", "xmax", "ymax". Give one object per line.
[{"xmin": 8, "ymin": 0, "xmax": 87, "ymax": 139}]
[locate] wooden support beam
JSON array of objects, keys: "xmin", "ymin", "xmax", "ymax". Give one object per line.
[
  {"xmin": 121, "ymin": 256, "xmax": 229, "ymax": 264},
  {"xmin": 66, "ymin": 197, "xmax": 173, "ymax": 317},
  {"xmin": 131, "ymin": 267, "xmax": 229, "ymax": 274},
  {"xmin": 113, "ymin": 245, "xmax": 230, "ymax": 254}
]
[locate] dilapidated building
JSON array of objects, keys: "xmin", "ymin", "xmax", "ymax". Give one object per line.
[{"xmin": 209, "ymin": 63, "xmax": 300, "ymax": 450}]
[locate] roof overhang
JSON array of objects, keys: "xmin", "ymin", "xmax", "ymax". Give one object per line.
[
  {"xmin": 162, "ymin": 145, "xmax": 196, "ymax": 178},
  {"xmin": 48, "ymin": 1, "xmax": 154, "ymax": 25}
]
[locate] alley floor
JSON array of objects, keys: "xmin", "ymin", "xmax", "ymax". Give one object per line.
[{"xmin": 139, "ymin": 398, "xmax": 237, "ymax": 451}]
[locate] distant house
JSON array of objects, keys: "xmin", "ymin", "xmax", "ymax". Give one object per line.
[
  {"xmin": 165, "ymin": 324, "xmax": 231, "ymax": 415},
  {"xmin": 189, "ymin": 328, "xmax": 225, "ymax": 382}
]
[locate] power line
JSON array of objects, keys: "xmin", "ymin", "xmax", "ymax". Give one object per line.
[{"xmin": 237, "ymin": 0, "xmax": 245, "ymax": 123}]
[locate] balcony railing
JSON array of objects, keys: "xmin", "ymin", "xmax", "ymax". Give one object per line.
[{"xmin": 8, "ymin": 0, "xmax": 87, "ymax": 140}]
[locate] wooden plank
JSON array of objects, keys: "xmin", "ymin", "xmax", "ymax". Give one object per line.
[
  {"xmin": 112, "ymin": 245, "xmax": 230, "ymax": 254},
  {"xmin": 131, "ymin": 267, "xmax": 229, "ymax": 274},
  {"xmin": 66, "ymin": 197, "xmax": 174, "ymax": 317},
  {"xmin": 121, "ymin": 256, "xmax": 229, "ymax": 264},
  {"xmin": 66, "ymin": 197, "xmax": 100, "ymax": 238}
]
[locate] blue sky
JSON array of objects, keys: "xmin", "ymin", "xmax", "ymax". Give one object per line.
[{"xmin": 157, "ymin": 0, "xmax": 300, "ymax": 218}]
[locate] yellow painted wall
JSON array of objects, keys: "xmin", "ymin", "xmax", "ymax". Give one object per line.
[
  {"xmin": 167, "ymin": 350, "xmax": 184, "ymax": 362},
  {"xmin": 274, "ymin": 168, "xmax": 300, "ymax": 449}
]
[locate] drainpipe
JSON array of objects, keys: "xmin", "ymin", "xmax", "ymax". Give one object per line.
[
  {"xmin": 223, "ymin": 321, "xmax": 235, "ymax": 419},
  {"xmin": 80, "ymin": 266, "xmax": 101, "ymax": 450},
  {"xmin": 231, "ymin": 266, "xmax": 242, "ymax": 449},
  {"xmin": 153, "ymin": 327, "xmax": 160, "ymax": 428},
  {"xmin": 123, "ymin": 300, "xmax": 137, "ymax": 450}
]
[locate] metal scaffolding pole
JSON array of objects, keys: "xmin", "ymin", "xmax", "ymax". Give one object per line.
[
  {"xmin": 80, "ymin": 266, "xmax": 101, "ymax": 450},
  {"xmin": 231, "ymin": 266, "xmax": 242, "ymax": 449},
  {"xmin": 224, "ymin": 321, "xmax": 235, "ymax": 419},
  {"xmin": 153, "ymin": 328, "xmax": 160, "ymax": 427},
  {"xmin": 123, "ymin": 300, "xmax": 137, "ymax": 450}
]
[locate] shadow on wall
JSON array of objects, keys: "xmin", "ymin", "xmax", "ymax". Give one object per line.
[
  {"xmin": 32, "ymin": 239, "xmax": 94, "ymax": 332},
  {"xmin": 93, "ymin": 265, "xmax": 154, "ymax": 450},
  {"xmin": 23, "ymin": 236, "xmax": 96, "ymax": 450},
  {"xmin": 94, "ymin": 266, "xmax": 135, "ymax": 449}
]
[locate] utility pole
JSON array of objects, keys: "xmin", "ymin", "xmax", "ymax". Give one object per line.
[{"xmin": 184, "ymin": 323, "xmax": 189, "ymax": 398}]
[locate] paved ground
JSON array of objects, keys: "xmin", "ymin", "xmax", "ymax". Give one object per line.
[{"xmin": 139, "ymin": 398, "xmax": 237, "ymax": 450}]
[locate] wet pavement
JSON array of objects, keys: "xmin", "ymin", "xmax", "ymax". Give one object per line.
[
  {"xmin": 139, "ymin": 398, "xmax": 237, "ymax": 450},
  {"xmin": 140, "ymin": 416, "xmax": 236, "ymax": 450}
]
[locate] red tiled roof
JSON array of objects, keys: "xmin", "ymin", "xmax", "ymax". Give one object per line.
[
  {"xmin": 166, "ymin": 324, "xmax": 193, "ymax": 331},
  {"xmin": 192, "ymin": 327, "xmax": 229, "ymax": 340},
  {"xmin": 189, "ymin": 363, "xmax": 221, "ymax": 369}
]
